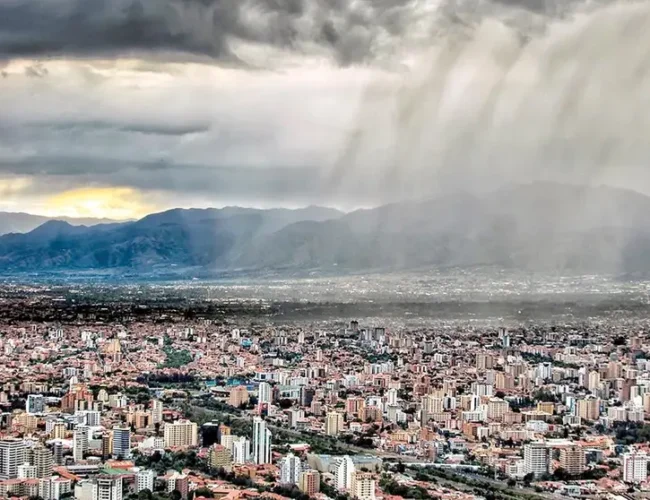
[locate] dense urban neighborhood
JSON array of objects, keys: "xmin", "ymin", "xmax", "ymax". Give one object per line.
[{"xmin": 0, "ymin": 287, "xmax": 646, "ymax": 500}]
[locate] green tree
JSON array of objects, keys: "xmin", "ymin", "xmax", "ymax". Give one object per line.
[
  {"xmin": 138, "ymin": 490, "xmax": 154, "ymax": 500},
  {"xmin": 191, "ymin": 488, "xmax": 214, "ymax": 499}
]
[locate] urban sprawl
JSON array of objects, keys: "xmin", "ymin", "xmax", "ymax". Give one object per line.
[{"xmin": 0, "ymin": 301, "xmax": 647, "ymax": 500}]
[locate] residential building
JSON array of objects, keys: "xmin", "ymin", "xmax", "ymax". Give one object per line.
[
  {"xmin": 334, "ymin": 456, "xmax": 355, "ymax": 491},
  {"xmin": 73, "ymin": 425, "xmax": 88, "ymax": 463},
  {"xmin": 232, "ymin": 437, "xmax": 250, "ymax": 465},
  {"xmin": 26, "ymin": 395, "xmax": 45, "ymax": 415},
  {"xmin": 523, "ymin": 443, "xmax": 550, "ymax": 478},
  {"xmin": 623, "ymin": 451, "xmax": 649, "ymax": 483},
  {"xmin": 151, "ymin": 400, "xmax": 163, "ymax": 425},
  {"xmin": 325, "ymin": 412, "xmax": 344, "ymax": 436},
  {"xmin": 298, "ymin": 470, "xmax": 320, "ymax": 496},
  {"xmin": 112, "ymin": 427, "xmax": 131, "ymax": 459},
  {"xmin": 279, "ymin": 453, "xmax": 302, "ymax": 485},
  {"xmin": 207, "ymin": 445, "xmax": 232, "ymax": 470},
  {"xmin": 252, "ymin": 417, "xmax": 272, "ymax": 465},
  {"xmin": 228, "ymin": 386, "xmax": 249, "ymax": 408},
  {"xmin": 164, "ymin": 420, "xmax": 198, "ymax": 448},
  {"xmin": 351, "ymin": 472, "xmax": 375, "ymax": 500},
  {"xmin": 32, "ymin": 445, "xmax": 53, "ymax": 479},
  {"xmin": 0, "ymin": 438, "xmax": 27, "ymax": 479},
  {"xmin": 258, "ymin": 382, "xmax": 272, "ymax": 405},
  {"xmin": 136, "ymin": 469, "xmax": 156, "ymax": 493}
]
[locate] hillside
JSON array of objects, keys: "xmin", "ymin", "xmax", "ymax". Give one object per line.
[
  {"xmin": 0, "ymin": 184, "xmax": 649, "ymax": 274},
  {"xmin": 0, "ymin": 212, "xmax": 118, "ymax": 235}
]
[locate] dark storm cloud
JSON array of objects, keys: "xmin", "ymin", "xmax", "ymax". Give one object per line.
[
  {"xmin": 0, "ymin": 155, "xmax": 324, "ymax": 201},
  {"xmin": 0, "ymin": 0, "xmax": 599, "ymax": 66}
]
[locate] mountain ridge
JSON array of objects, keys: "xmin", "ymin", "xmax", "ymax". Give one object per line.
[
  {"xmin": 1, "ymin": 184, "xmax": 649, "ymax": 275},
  {"xmin": 0, "ymin": 212, "xmax": 121, "ymax": 236}
]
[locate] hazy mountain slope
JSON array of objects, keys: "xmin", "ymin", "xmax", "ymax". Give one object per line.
[
  {"xmin": 0, "ymin": 206, "xmax": 342, "ymax": 270},
  {"xmin": 0, "ymin": 212, "xmax": 118, "ymax": 235},
  {"xmin": 0, "ymin": 184, "xmax": 649, "ymax": 274},
  {"xmin": 237, "ymin": 183, "xmax": 650, "ymax": 273}
]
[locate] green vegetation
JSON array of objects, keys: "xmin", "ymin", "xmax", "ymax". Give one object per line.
[
  {"xmin": 379, "ymin": 475, "xmax": 436, "ymax": 499},
  {"xmin": 613, "ymin": 421, "xmax": 650, "ymax": 444},
  {"xmin": 410, "ymin": 466, "xmax": 548, "ymax": 500},
  {"xmin": 124, "ymin": 386, "xmax": 153, "ymax": 405},
  {"xmin": 160, "ymin": 346, "xmax": 193, "ymax": 369},
  {"xmin": 320, "ymin": 481, "xmax": 351, "ymax": 500},
  {"xmin": 551, "ymin": 467, "xmax": 606, "ymax": 481},
  {"xmin": 125, "ymin": 490, "xmax": 175, "ymax": 500},
  {"xmin": 133, "ymin": 450, "xmax": 208, "ymax": 475}
]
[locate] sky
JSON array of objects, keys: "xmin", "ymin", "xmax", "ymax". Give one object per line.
[{"xmin": 1, "ymin": 0, "xmax": 649, "ymax": 219}]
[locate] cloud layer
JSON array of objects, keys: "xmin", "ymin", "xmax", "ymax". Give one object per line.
[
  {"xmin": 0, "ymin": 0, "xmax": 649, "ymax": 216},
  {"xmin": 0, "ymin": 0, "xmax": 604, "ymax": 66}
]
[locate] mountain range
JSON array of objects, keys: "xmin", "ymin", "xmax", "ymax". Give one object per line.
[
  {"xmin": 0, "ymin": 213, "xmax": 118, "ymax": 236},
  {"xmin": 1, "ymin": 183, "xmax": 650, "ymax": 275}
]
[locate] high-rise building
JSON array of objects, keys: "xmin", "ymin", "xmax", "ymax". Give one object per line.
[
  {"xmin": 14, "ymin": 412, "xmax": 38, "ymax": 432},
  {"xmin": 0, "ymin": 438, "xmax": 27, "ymax": 479},
  {"xmin": 487, "ymin": 398, "xmax": 510, "ymax": 421},
  {"xmin": 164, "ymin": 420, "xmax": 198, "ymax": 448},
  {"xmin": 575, "ymin": 397, "xmax": 601, "ymax": 421},
  {"xmin": 26, "ymin": 395, "xmax": 45, "ymax": 415},
  {"xmin": 279, "ymin": 453, "xmax": 302, "ymax": 485},
  {"xmin": 587, "ymin": 371, "xmax": 601, "ymax": 392},
  {"xmin": 334, "ymin": 456, "xmax": 356, "ymax": 491},
  {"xmin": 102, "ymin": 433, "xmax": 113, "ymax": 460},
  {"xmin": 288, "ymin": 409, "xmax": 304, "ymax": 429},
  {"xmin": 536, "ymin": 363, "xmax": 553, "ymax": 380},
  {"xmin": 112, "ymin": 427, "xmax": 131, "ymax": 459},
  {"xmin": 17, "ymin": 463, "xmax": 37, "ymax": 479},
  {"xmin": 151, "ymin": 400, "xmax": 163, "ymax": 425},
  {"xmin": 208, "ymin": 445, "xmax": 233, "ymax": 470},
  {"xmin": 422, "ymin": 395, "xmax": 444, "ymax": 415},
  {"xmin": 73, "ymin": 425, "xmax": 88, "ymax": 462},
  {"xmin": 351, "ymin": 472, "xmax": 375, "ymax": 500},
  {"xmin": 300, "ymin": 387, "xmax": 315, "ymax": 407},
  {"xmin": 298, "ymin": 471, "xmax": 320, "ymax": 496},
  {"xmin": 52, "ymin": 421, "xmax": 67, "ymax": 440},
  {"xmin": 325, "ymin": 412, "xmax": 344, "ymax": 436},
  {"xmin": 623, "ymin": 451, "xmax": 649, "ymax": 483},
  {"xmin": 84, "ymin": 410, "xmax": 101, "ymax": 427},
  {"xmin": 345, "ymin": 397, "xmax": 365, "ymax": 417},
  {"xmin": 559, "ymin": 446, "xmax": 585, "ymax": 476},
  {"xmin": 232, "ymin": 437, "xmax": 250, "ymax": 465},
  {"xmin": 258, "ymin": 382, "xmax": 272, "ymax": 405},
  {"xmin": 476, "ymin": 354, "xmax": 494, "ymax": 371},
  {"xmin": 133, "ymin": 411, "xmax": 150, "ymax": 430},
  {"xmin": 523, "ymin": 443, "xmax": 550, "ymax": 478},
  {"xmin": 252, "ymin": 417, "xmax": 272, "ymax": 465},
  {"xmin": 136, "ymin": 469, "xmax": 156, "ymax": 493},
  {"xmin": 495, "ymin": 372, "xmax": 515, "ymax": 391},
  {"xmin": 228, "ymin": 386, "xmax": 249, "ymax": 408},
  {"xmin": 166, "ymin": 472, "xmax": 188, "ymax": 500},
  {"xmin": 53, "ymin": 442, "xmax": 63, "ymax": 466},
  {"xmin": 537, "ymin": 402, "xmax": 555, "ymax": 415},
  {"xmin": 201, "ymin": 422, "xmax": 221, "ymax": 448},
  {"xmin": 96, "ymin": 475, "xmax": 123, "ymax": 500},
  {"xmin": 32, "ymin": 445, "xmax": 53, "ymax": 479},
  {"xmin": 385, "ymin": 389, "xmax": 398, "ymax": 406}
]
